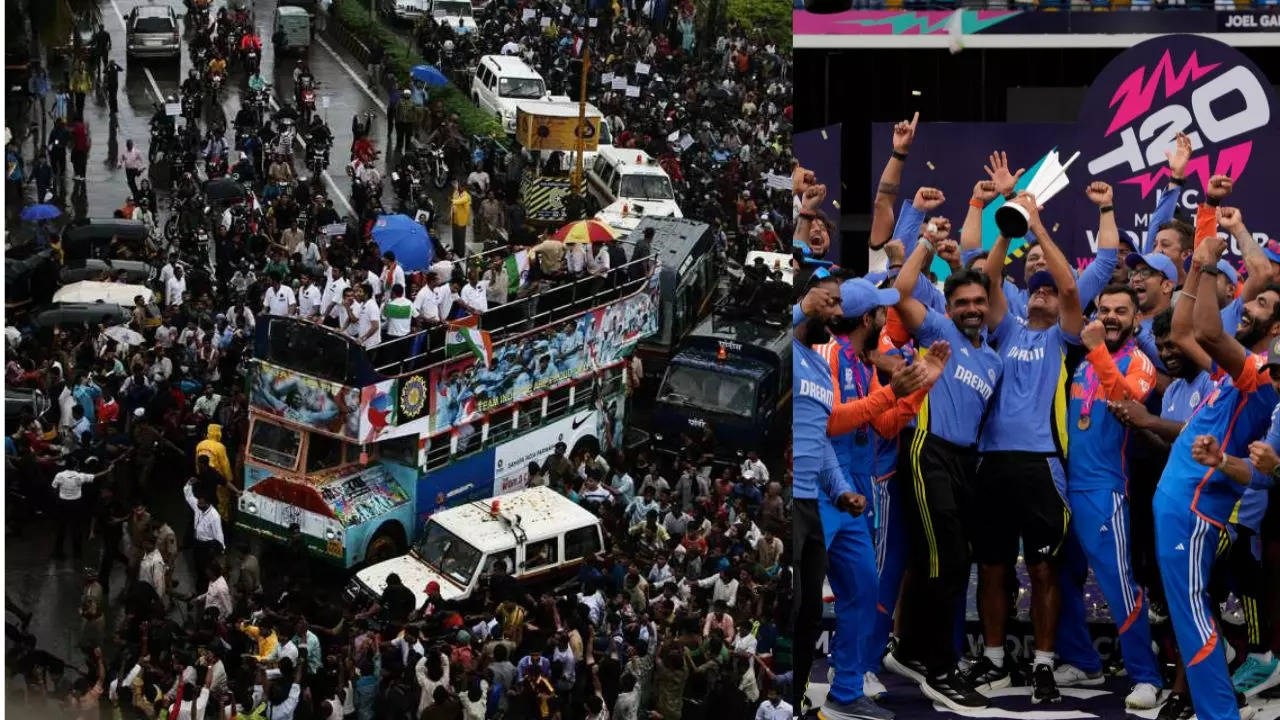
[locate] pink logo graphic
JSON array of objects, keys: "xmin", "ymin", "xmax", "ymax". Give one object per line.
[
  {"xmin": 1119, "ymin": 142, "xmax": 1253, "ymax": 198},
  {"xmin": 1105, "ymin": 50, "xmax": 1220, "ymax": 137}
]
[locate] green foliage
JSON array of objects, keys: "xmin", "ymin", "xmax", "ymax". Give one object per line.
[
  {"xmin": 723, "ymin": 0, "xmax": 790, "ymax": 48},
  {"xmin": 332, "ymin": 0, "xmax": 503, "ymax": 138}
]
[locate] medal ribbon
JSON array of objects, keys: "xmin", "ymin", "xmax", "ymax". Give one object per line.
[{"xmin": 1080, "ymin": 338, "xmax": 1136, "ymax": 420}]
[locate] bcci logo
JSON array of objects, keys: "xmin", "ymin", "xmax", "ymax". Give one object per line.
[{"xmin": 399, "ymin": 375, "xmax": 428, "ymax": 420}]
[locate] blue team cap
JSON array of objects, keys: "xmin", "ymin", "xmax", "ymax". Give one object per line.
[
  {"xmin": 840, "ymin": 278, "xmax": 899, "ymax": 318},
  {"xmin": 1027, "ymin": 270, "xmax": 1056, "ymax": 293},
  {"xmin": 1125, "ymin": 252, "xmax": 1178, "ymax": 283},
  {"xmin": 1263, "ymin": 337, "xmax": 1280, "ymax": 372}
]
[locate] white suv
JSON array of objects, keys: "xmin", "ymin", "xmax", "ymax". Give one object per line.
[
  {"xmin": 471, "ymin": 55, "xmax": 548, "ymax": 134},
  {"xmin": 588, "ymin": 147, "xmax": 682, "ymax": 232}
]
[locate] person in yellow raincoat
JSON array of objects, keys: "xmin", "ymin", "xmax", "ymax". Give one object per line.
[
  {"xmin": 196, "ymin": 424, "xmax": 234, "ymax": 519},
  {"xmin": 70, "ymin": 59, "xmax": 93, "ymax": 119}
]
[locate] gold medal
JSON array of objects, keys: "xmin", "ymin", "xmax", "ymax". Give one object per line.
[{"xmin": 1077, "ymin": 415, "xmax": 1091, "ymax": 431}]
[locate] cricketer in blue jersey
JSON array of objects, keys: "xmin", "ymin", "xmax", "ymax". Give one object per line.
[{"xmin": 1154, "ymin": 232, "xmax": 1280, "ymax": 720}]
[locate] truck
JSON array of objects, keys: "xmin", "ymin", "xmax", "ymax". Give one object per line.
[
  {"xmin": 650, "ymin": 302, "xmax": 791, "ymax": 465},
  {"xmin": 236, "ymin": 248, "xmax": 660, "ymax": 567},
  {"xmin": 512, "ymin": 100, "xmax": 607, "ymax": 227}
]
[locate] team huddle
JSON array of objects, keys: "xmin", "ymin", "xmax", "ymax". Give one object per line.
[{"xmin": 792, "ymin": 117, "xmax": 1280, "ymax": 720}]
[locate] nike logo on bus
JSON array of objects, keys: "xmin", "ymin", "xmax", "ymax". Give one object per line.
[{"xmin": 572, "ymin": 414, "xmax": 592, "ymax": 430}]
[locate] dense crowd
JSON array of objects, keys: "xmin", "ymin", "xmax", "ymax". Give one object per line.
[
  {"xmin": 792, "ymin": 117, "xmax": 1280, "ymax": 720},
  {"xmin": 4, "ymin": 0, "xmax": 794, "ymax": 719}
]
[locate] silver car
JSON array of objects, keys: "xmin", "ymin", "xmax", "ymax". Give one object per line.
[{"xmin": 126, "ymin": 5, "xmax": 180, "ymax": 59}]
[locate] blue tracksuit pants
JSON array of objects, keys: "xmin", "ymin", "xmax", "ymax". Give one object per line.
[
  {"xmin": 1057, "ymin": 489, "xmax": 1162, "ymax": 686},
  {"xmin": 870, "ymin": 471, "xmax": 907, "ymax": 665},
  {"xmin": 820, "ymin": 485, "xmax": 879, "ymax": 705},
  {"xmin": 1154, "ymin": 489, "xmax": 1237, "ymax": 720}
]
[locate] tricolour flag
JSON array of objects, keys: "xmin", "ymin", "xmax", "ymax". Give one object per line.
[
  {"xmin": 445, "ymin": 316, "xmax": 494, "ymax": 367},
  {"xmin": 504, "ymin": 249, "xmax": 530, "ymax": 296}
]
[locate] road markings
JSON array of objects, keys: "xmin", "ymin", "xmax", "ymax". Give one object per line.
[
  {"xmin": 315, "ymin": 35, "xmax": 387, "ymax": 112},
  {"xmin": 107, "ymin": 0, "xmax": 167, "ymax": 103},
  {"xmin": 268, "ymin": 95, "xmax": 355, "ymax": 215}
]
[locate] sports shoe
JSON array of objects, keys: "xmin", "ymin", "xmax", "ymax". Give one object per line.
[
  {"xmin": 1226, "ymin": 642, "xmax": 1237, "ymax": 665},
  {"xmin": 1233, "ymin": 653, "xmax": 1280, "ymax": 697},
  {"xmin": 883, "ymin": 649, "xmax": 928, "ymax": 685},
  {"xmin": 1157, "ymin": 692, "xmax": 1194, "ymax": 720},
  {"xmin": 1053, "ymin": 663, "xmax": 1104, "ymax": 687},
  {"xmin": 921, "ymin": 668, "xmax": 988, "ymax": 712},
  {"xmin": 817, "ymin": 696, "xmax": 895, "ymax": 720},
  {"xmin": 1031, "ymin": 663, "xmax": 1062, "ymax": 704},
  {"xmin": 1148, "ymin": 598, "xmax": 1170, "ymax": 624},
  {"xmin": 962, "ymin": 656, "xmax": 1011, "ymax": 691},
  {"xmin": 1125, "ymin": 683, "xmax": 1161, "ymax": 710},
  {"xmin": 1104, "ymin": 654, "xmax": 1127, "ymax": 678},
  {"xmin": 863, "ymin": 672, "xmax": 887, "ymax": 700}
]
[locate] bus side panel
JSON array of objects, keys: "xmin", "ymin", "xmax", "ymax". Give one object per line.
[
  {"xmin": 414, "ymin": 448, "xmax": 495, "ymax": 537},
  {"xmin": 244, "ymin": 464, "xmax": 273, "ymax": 491},
  {"xmin": 349, "ymin": 501, "xmax": 416, "ymax": 565}
]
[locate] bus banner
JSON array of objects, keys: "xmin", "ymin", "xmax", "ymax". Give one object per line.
[
  {"xmin": 249, "ymin": 362, "xmax": 364, "ymax": 440},
  {"xmin": 492, "ymin": 410, "xmax": 601, "ymax": 496},
  {"xmin": 426, "ymin": 278, "xmax": 659, "ymax": 433}
]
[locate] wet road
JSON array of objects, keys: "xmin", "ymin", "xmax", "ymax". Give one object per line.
[{"xmin": 32, "ymin": 0, "xmax": 466, "ymax": 236}]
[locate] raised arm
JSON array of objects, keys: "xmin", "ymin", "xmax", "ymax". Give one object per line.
[
  {"xmin": 1171, "ymin": 249, "xmax": 1216, "ymax": 373},
  {"xmin": 1217, "ymin": 206, "xmax": 1271, "ymax": 302},
  {"xmin": 869, "ymin": 113, "xmax": 918, "ymax": 250},
  {"xmin": 1191, "ymin": 235, "xmax": 1247, "ymax": 379},
  {"xmin": 1144, "ymin": 132, "xmax": 1190, "ymax": 254},
  {"xmin": 1015, "ymin": 192, "xmax": 1083, "ymax": 337},
  {"xmin": 984, "ymin": 234, "xmax": 1011, "ymax": 332},
  {"xmin": 891, "ymin": 239, "xmax": 934, "ymax": 332},
  {"xmin": 1080, "ymin": 321, "xmax": 1155, "ymax": 401},
  {"xmin": 961, "ymin": 181, "xmax": 998, "ymax": 255},
  {"xmin": 1077, "ymin": 182, "xmax": 1120, "ymax": 306}
]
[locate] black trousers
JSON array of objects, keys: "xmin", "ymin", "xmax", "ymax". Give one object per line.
[
  {"xmin": 53, "ymin": 497, "xmax": 85, "ymax": 558},
  {"xmin": 790, "ymin": 497, "xmax": 826, "ymax": 711}
]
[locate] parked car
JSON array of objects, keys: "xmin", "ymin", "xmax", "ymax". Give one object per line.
[
  {"xmin": 52, "ymin": 18, "xmax": 96, "ymax": 55},
  {"xmin": 31, "ymin": 303, "xmax": 134, "ymax": 329},
  {"xmin": 125, "ymin": 5, "xmax": 180, "ymax": 60},
  {"xmin": 59, "ymin": 258, "xmax": 154, "ymax": 285},
  {"xmin": 381, "ymin": 0, "xmax": 429, "ymax": 22}
]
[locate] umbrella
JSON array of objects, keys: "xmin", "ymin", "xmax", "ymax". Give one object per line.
[
  {"xmin": 204, "ymin": 177, "xmax": 247, "ymax": 203},
  {"xmin": 552, "ymin": 219, "xmax": 618, "ymax": 245},
  {"xmin": 20, "ymin": 204, "xmax": 62, "ymax": 222},
  {"xmin": 372, "ymin": 214, "xmax": 434, "ymax": 272},
  {"xmin": 410, "ymin": 64, "xmax": 449, "ymax": 88},
  {"xmin": 103, "ymin": 325, "xmax": 145, "ymax": 347}
]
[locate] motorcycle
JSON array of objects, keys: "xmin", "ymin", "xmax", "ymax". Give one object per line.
[
  {"xmin": 206, "ymin": 70, "xmax": 226, "ymax": 99},
  {"xmin": 180, "ymin": 91, "xmax": 201, "ymax": 126},
  {"xmin": 148, "ymin": 122, "xmax": 176, "ymax": 163},
  {"xmin": 296, "ymin": 78, "xmax": 317, "ymax": 126},
  {"xmin": 391, "ymin": 160, "xmax": 422, "ymax": 202},
  {"xmin": 307, "ymin": 137, "xmax": 331, "ymax": 176},
  {"xmin": 241, "ymin": 47, "xmax": 260, "ymax": 75},
  {"xmin": 206, "ymin": 151, "xmax": 228, "ymax": 178},
  {"xmin": 272, "ymin": 116, "xmax": 297, "ymax": 160},
  {"xmin": 424, "ymin": 143, "xmax": 449, "ymax": 189}
]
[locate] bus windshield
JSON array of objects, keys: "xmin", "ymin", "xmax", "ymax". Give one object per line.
[
  {"xmin": 415, "ymin": 522, "xmax": 483, "ymax": 585},
  {"xmin": 659, "ymin": 365, "xmax": 756, "ymax": 418},
  {"xmin": 248, "ymin": 421, "xmax": 302, "ymax": 469}
]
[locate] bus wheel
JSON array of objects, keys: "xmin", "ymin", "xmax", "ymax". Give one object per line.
[{"xmin": 365, "ymin": 523, "xmax": 405, "ymax": 563}]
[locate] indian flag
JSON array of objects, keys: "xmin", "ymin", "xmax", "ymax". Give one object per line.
[
  {"xmin": 504, "ymin": 250, "xmax": 530, "ymax": 296},
  {"xmin": 445, "ymin": 316, "xmax": 494, "ymax": 368}
]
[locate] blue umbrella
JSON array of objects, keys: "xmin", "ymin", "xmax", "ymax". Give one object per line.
[
  {"xmin": 20, "ymin": 203, "xmax": 62, "ymax": 222},
  {"xmin": 372, "ymin": 214, "xmax": 434, "ymax": 272},
  {"xmin": 410, "ymin": 64, "xmax": 449, "ymax": 88}
]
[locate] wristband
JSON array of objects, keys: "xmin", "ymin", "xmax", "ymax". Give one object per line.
[
  {"xmin": 1099, "ymin": 205, "xmax": 1114, "ymax": 214},
  {"xmin": 1003, "ymin": 191, "xmax": 1016, "ymax": 201},
  {"xmin": 891, "ymin": 151, "xmax": 908, "ymax": 162},
  {"xmin": 918, "ymin": 238, "xmax": 935, "ymax": 255},
  {"xmin": 798, "ymin": 212, "xmax": 816, "ymax": 220},
  {"xmin": 968, "ymin": 198, "xmax": 985, "ymax": 210},
  {"xmin": 1169, "ymin": 176, "xmax": 1186, "ymax": 187},
  {"xmin": 1206, "ymin": 197, "xmax": 1222, "ymax": 208}
]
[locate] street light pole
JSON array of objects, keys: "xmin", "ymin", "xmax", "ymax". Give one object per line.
[{"xmin": 571, "ymin": 44, "xmax": 590, "ymax": 196}]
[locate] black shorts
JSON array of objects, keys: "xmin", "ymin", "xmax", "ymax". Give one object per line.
[
  {"xmin": 1262, "ymin": 487, "xmax": 1280, "ymax": 541},
  {"xmin": 972, "ymin": 451, "xmax": 1070, "ymax": 566},
  {"xmin": 897, "ymin": 429, "xmax": 977, "ymax": 591}
]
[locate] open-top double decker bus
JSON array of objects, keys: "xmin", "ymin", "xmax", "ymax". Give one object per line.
[{"xmin": 238, "ymin": 251, "xmax": 660, "ymax": 567}]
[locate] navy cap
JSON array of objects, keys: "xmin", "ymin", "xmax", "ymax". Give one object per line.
[
  {"xmin": 1263, "ymin": 238, "xmax": 1280, "ymax": 266},
  {"xmin": 1263, "ymin": 337, "xmax": 1280, "ymax": 371},
  {"xmin": 840, "ymin": 278, "xmax": 899, "ymax": 318},
  {"xmin": 1027, "ymin": 270, "xmax": 1056, "ymax": 294},
  {"xmin": 1125, "ymin": 252, "xmax": 1178, "ymax": 283}
]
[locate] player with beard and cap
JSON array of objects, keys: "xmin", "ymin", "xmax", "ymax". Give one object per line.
[
  {"xmin": 880, "ymin": 213, "xmax": 1002, "ymax": 711},
  {"xmin": 1126, "ymin": 250, "xmax": 1177, "ymax": 371},
  {"xmin": 1052, "ymin": 283, "xmax": 1163, "ymax": 711},
  {"xmin": 1210, "ymin": 202, "xmax": 1273, "ymax": 338},
  {"xmin": 791, "ymin": 275, "xmax": 942, "ymax": 720},
  {"xmin": 1153, "ymin": 230, "xmax": 1280, "ymax": 720},
  {"xmin": 816, "ymin": 278, "xmax": 940, "ymax": 704},
  {"xmin": 962, "ymin": 191, "xmax": 1088, "ymax": 705}
]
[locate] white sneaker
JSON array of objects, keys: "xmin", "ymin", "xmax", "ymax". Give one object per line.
[
  {"xmin": 1124, "ymin": 683, "xmax": 1161, "ymax": 710},
  {"xmin": 1240, "ymin": 704, "xmax": 1257, "ymax": 720},
  {"xmin": 1227, "ymin": 642, "xmax": 1237, "ymax": 665},
  {"xmin": 1053, "ymin": 663, "xmax": 1104, "ymax": 687},
  {"xmin": 864, "ymin": 672, "xmax": 887, "ymax": 700}
]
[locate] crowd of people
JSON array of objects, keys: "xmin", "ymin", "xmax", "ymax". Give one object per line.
[
  {"xmin": 5, "ymin": 0, "xmax": 795, "ymax": 719},
  {"xmin": 792, "ymin": 116, "xmax": 1280, "ymax": 720}
]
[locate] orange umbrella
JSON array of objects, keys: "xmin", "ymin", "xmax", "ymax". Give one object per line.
[{"xmin": 552, "ymin": 219, "xmax": 618, "ymax": 244}]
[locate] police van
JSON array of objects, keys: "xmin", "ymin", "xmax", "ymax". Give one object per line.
[
  {"xmin": 346, "ymin": 487, "xmax": 605, "ymax": 610},
  {"xmin": 587, "ymin": 147, "xmax": 682, "ymax": 232}
]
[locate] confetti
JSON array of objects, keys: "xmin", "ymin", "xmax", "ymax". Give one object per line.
[
  {"xmin": 926, "ymin": 161, "xmax": 935, "ymax": 170},
  {"xmin": 832, "ymin": 200, "xmax": 840, "ymax": 209},
  {"xmin": 1052, "ymin": 223, "xmax": 1060, "ymax": 233},
  {"xmin": 820, "ymin": 129, "xmax": 827, "ymax": 140}
]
